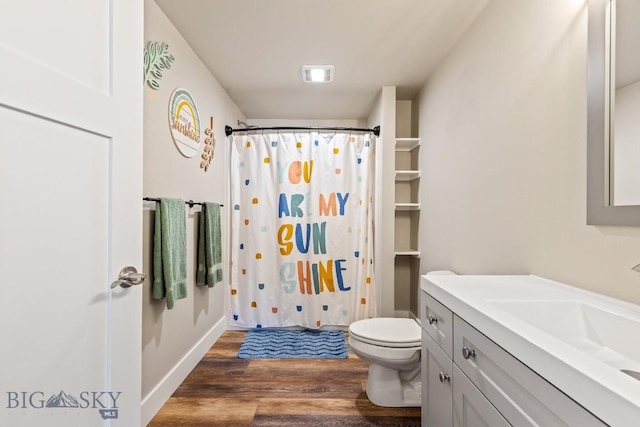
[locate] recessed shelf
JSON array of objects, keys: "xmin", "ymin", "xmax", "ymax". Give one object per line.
[
  {"xmin": 395, "ymin": 203, "xmax": 421, "ymax": 211},
  {"xmin": 394, "ymin": 105, "xmax": 420, "ymax": 315},
  {"xmin": 395, "ymin": 170, "xmax": 421, "ymax": 181},
  {"xmin": 395, "ymin": 250, "xmax": 421, "ymax": 257},
  {"xmin": 395, "ymin": 138, "xmax": 420, "ymax": 151}
]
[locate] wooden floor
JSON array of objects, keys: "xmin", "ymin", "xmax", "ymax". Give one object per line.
[{"xmin": 149, "ymin": 331, "xmax": 421, "ymax": 426}]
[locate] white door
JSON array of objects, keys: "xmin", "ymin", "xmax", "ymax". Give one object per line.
[{"xmin": 0, "ymin": 1, "xmax": 143, "ymax": 426}]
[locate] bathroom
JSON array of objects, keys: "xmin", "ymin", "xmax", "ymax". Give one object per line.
[{"xmin": 2, "ymin": 0, "xmax": 640, "ymax": 426}]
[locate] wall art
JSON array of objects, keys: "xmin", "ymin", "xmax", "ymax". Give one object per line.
[
  {"xmin": 201, "ymin": 117, "xmax": 215, "ymax": 171},
  {"xmin": 144, "ymin": 41, "xmax": 175, "ymax": 89},
  {"xmin": 168, "ymin": 88, "xmax": 201, "ymax": 157}
]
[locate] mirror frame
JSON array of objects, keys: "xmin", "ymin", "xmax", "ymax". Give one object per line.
[{"xmin": 587, "ymin": 0, "xmax": 640, "ymax": 225}]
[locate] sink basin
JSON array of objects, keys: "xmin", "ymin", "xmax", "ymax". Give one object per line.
[{"xmin": 486, "ymin": 299, "xmax": 640, "ymax": 371}]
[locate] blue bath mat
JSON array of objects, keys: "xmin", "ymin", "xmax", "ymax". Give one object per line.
[{"xmin": 237, "ymin": 330, "xmax": 348, "ymax": 359}]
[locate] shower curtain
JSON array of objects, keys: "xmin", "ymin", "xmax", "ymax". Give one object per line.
[{"xmin": 230, "ymin": 131, "xmax": 376, "ymax": 329}]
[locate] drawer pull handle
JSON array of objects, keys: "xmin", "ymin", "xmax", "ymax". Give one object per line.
[
  {"xmin": 438, "ymin": 372, "xmax": 450, "ymax": 383},
  {"xmin": 428, "ymin": 315, "xmax": 438, "ymax": 325},
  {"xmin": 462, "ymin": 346, "xmax": 476, "ymax": 360}
]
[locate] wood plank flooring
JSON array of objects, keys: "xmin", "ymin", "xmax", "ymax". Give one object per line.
[{"xmin": 149, "ymin": 331, "xmax": 421, "ymax": 426}]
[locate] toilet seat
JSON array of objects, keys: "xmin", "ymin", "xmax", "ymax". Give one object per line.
[{"xmin": 349, "ymin": 318, "xmax": 421, "ymax": 348}]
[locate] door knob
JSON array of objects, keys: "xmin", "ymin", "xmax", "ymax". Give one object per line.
[
  {"xmin": 428, "ymin": 315, "xmax": 438, "ymax": 325},
  {"xmin": 111, "ymin": 266, "xmax": 146, "ymax": 289}
]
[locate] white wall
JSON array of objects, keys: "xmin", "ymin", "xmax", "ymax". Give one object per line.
[
  {"xmin": 142, "ymin": 0, "xmax": 244, "ymax": 422},
  {"xmin": 396, "ymin": 100, "xmax": 413, "ymax": 138},
  {"xmin": 418, "ymin": 0, "xmax": 640, "ymax": 305},
  {"xmin": 368, "ymin": 87, "xmax": 397, "ymax": 316}
]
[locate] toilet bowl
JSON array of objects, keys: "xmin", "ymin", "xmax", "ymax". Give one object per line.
[
  {"xmin": 349, "ymin": 317, "xmax": 422, "ymax": 407},
  {"xmin": 349, "ymin": 270, "xmax": 458, "ymax": 407}
]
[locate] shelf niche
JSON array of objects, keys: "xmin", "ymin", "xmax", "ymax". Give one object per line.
[{"xmin": 393, "ymin": 99, "xmax": 421, "ymax": 317}]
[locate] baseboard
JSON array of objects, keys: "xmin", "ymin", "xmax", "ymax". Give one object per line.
[
  {"xmin": 141, "ymin": 316, "xmax": 226, "ymax": 426},
  {"xmin": 394, "ymin": 310, "xmax": 411, "ymax": 318},
  {"xmin": 409, "ymin": 310, "xmax": 420, "ymax": 326}
]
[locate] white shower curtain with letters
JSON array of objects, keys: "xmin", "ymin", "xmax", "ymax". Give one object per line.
[{"xmin": 230, "ymin": 131, "xmax": 376, "ymax": 329}]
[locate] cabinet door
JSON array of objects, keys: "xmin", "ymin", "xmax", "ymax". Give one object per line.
[
  {"xmin": 422, "ymin": 331, "xmax": 453, "ymax": 427},
  {"xmin": 454, "ymin": 315, "xmax": 607, "ymax": 427},
  {"xmin": 453, "ymin": 365, "xmax": 510, "ymax": 427}
]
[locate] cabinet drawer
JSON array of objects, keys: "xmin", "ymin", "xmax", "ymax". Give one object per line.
[
  {"xmin": 422, "ymin": 331, "xmax": 453, "ymax": 427},
  {"xmin": 453, "ymin": 315, "xmax": 607, "ymax": 427},
  {"xmin": 420, "ymin": 290, "xmax": 453, "ymax": 357},
  {"xmin": 453, "ymin": 364, "xmax": 510, "ymax": 427}
]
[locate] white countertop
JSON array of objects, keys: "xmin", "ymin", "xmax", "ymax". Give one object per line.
[{"xmin": 421, "ymin": 274, "xmax": 640, "ymax": 427}]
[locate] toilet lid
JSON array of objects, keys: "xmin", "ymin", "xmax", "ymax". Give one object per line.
[{"xmin": 349, "ymin": 318, "xmax": 421, "ymax": 348}]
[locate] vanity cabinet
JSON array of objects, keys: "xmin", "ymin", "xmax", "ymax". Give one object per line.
[
  {"xmin": 422, "ymin": 329, "xmax": 510, "ymax": 426},
  {"xmin": 420, "ymin": 289, "xmax": 607, "ymax": 427},
  {"xmin": 422, "ymin": 330, "xmax": 508, "ymax": 427}
]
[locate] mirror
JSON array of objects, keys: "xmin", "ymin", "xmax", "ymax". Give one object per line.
[
  {"xmin": 611, "ymin": 0, "xmax": 640, "ymax": 206},
  {"xmin": 588, "ymin": 0, "xmax": 640, "ymax": 225}
]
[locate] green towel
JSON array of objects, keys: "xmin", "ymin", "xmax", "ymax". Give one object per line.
[
  {"xmin": 153, "ymin": 198, "xmax": 187, "ymax": 309},
  {"xmin": 196, "ymin": 202, "xmax": 223, "ymax": 287}
]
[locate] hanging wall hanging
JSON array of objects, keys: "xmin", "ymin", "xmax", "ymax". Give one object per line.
[
  {"xmin": 143, "ymin": 41, "xmax": 175, "ymax": 89},
  {"xmin": 168, "ymin": 88, "xmax": 201, "ymax": 157},
  {"xmin": 201, "ymin": 117, "xmax": 215, "ymax": 171}
]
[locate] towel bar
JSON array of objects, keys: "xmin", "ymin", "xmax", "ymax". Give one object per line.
[{"xmin": 143, "ymin": 197, "xmax": 224, "ymax": 208}]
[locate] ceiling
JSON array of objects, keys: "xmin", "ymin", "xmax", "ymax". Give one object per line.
[{"xmin": 155, "ymin": 0, "xmax": 490, "ymax": 120}]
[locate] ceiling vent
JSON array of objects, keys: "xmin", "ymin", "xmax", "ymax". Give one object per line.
[{"xmin": 301, "ymin": 65, "xmax": 334, "ymax": 83}]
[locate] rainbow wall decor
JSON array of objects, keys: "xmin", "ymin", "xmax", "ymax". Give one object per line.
[{"xmin": 168, "ymin": 88, "xmax": 201, "ymax": 158}]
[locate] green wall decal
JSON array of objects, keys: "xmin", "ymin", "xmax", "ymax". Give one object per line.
[{"xmin": 143, "ymin": 41, "xmax": 175, "ymax": 89}]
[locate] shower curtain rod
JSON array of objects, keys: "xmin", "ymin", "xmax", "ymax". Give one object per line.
[{"xmin": 224, "ymin": 125, "xmax": 380, "ymax": 137}]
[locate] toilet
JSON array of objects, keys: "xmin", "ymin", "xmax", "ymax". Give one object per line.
[
  {"xmin": 349, "ymin": 317, "xmax": 422, "ymax": 407},
  {"xmin": 348, "ymin": 270, "xmax": 457, "ymax": 407}
]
